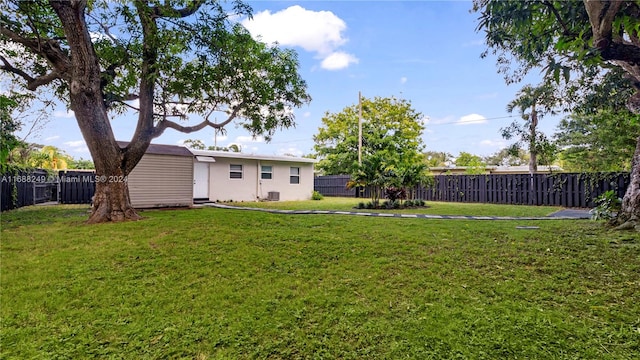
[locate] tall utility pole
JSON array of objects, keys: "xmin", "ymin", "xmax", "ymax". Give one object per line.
[{"xmin": 358, "ymin": 91, "xmax": 363, "ymax": 166}]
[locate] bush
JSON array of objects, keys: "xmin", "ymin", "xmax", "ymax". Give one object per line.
[
  {"xmin": 385, "ymin": 187, "xmax": 407, "ymax": 202},
  {"xmin": 365, "ymin": 201, "xmax": 374, "ymax": 209},
  {"xmin": 357, "ymin": 202, "xmax": 365, "ymax": 209},
  {"xmin": 404, "ymin": 199, "xmax": 414, "ymax": 207},
  {"xmin": 590, "ymin": 190, "xmax": 621, "ymax": 220},
  {"xmin": 311, "ymin": 191, "xmax": 324, "ymax": 200}
]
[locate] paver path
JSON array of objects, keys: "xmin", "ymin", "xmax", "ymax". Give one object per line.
[{"xmin": 201, "ymin": 203, "xmax": 591, "ymax": 220}]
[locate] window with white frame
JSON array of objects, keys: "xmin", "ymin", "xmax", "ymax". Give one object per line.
[
  {"xmin": 229, "ymin": 164, "xmax": 243, "ymax": 179},
  {"xmin": 289, "ymin": 167, "xmax": 300, "ymax": 184},
  {"xmin": 261, "ymin": 165, "xmax": 273, "ymax": 180}
]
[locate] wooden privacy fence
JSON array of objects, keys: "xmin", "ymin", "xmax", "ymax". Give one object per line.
[
  {"xmin": 1, "ymin": 169, "xmax": 58, "ymax": 211},
  {"xmin": 314, "ymin": 172, "xmax": 630, "ymax": 208},
  {"xmin": 1, "ymin": 169, "xmax": 96, "ymax": 212},
  {"xmin": 58, "ymin": 170, "xmax": 95, "ymax": 204}
]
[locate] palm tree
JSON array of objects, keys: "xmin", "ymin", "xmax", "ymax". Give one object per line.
[
  {"xmin": 26, "ymin": 145, "xmax": 71, "ymax": 170},
  {"xmin": 506, "ymin": 83, "xmax": 558, "ymax": 174},
  {"xmin": 347, "ymin": 153, "xmax": 392, "ymax": 204},
  {"xmin": 399, "ymin": 163, "xmax": 431, "ymax": 200}
]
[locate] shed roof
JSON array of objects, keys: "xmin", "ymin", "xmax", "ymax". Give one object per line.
[{"xmin": 117, "ymin": 141, "xmax": 193, "ymax": 157}]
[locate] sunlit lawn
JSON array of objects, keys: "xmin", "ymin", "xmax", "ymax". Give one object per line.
[
  {"xmin": 227, "ymin": 196, "xmax": 563, "ymax": 217},
  {"xmin": 1, "ymin": 203, "xmax": 638, "ymax": 359}
]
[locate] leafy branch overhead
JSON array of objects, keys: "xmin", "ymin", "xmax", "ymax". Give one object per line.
[
  {"xmin": 0, "ymin": 0, "xmax": 310, "ymax": 223},
  {"xmin": 0, "ymin": 0, "xmax": 310, "ymax": 142},
  {"xmin": 474, "ymin": 0, "xmax": 640, "ymax": 229}
]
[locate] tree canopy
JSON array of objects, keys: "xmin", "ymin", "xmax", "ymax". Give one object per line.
[
  {"xmin": 555, "ymin": 109, "xmax": 639, "ymax": 172},
  {"xmin": 483, "ymin": 147, "xmax": 529, "ymax": 167},
  {"xmin": 474, "ymin": 0, "xmax": 640, "ymax": 228},
  {"xmin": 1, "ymin": 0, "xmax": 310, "ymax": 222},
  {"xmin": 313, "ymin": 96, "xmax": 425, "ymax": 176},
  {"xmin": 0, "ymin": 93, "xmax": 23, "ymax": 169}
]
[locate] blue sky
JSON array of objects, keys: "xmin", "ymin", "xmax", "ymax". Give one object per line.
[{"xmin": 20, "ymin": 0, "xmax": 557, "ymax": 160}]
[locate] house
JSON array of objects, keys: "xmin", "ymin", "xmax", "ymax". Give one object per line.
[
  {"xmin": 190, "ymin": 149, "xmax": 316, "ymax": 202},
  {"xmin": 120, "ymin": 142, "xmax": 316, "ymax": 208}
]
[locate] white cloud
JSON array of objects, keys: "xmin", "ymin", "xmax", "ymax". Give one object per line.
[
  {"xmin": 462, "ymin": 39, "xmax": 484, "ymax": 47},
  {"xmin": 320, "ymin": 51, "xmax": 359, "ymax": 70},
  {"xmin": 45, "ymin": 135, "xmax": 60, "ymax": 141},
  {"xmin": 125, "ymin": 99, "xmax": 140, "ymax": 109},
  {"xmin": 425, "ymin": 115, "xmax": 455, "ymax": 125},
  {"xmin": 235, "ymin": 135, "xmax": 264, "ymax": 143},
  {"xmin": 277, "ymin": 147, "xmax": 304, "ymax": 157},
  {"xmin": 400, "ymin": 77, "xmax": 408, "ymax": 84},
  {"xmin": 53, "ymin": 110, "xmax": 75, "ymax": 118},
  {"xmin": 242, "ymin": 5, "xmax": 357, "ymax": 70},
  {"xmin": 479, "ymin": 139, "xmax": 507, "ymax": 148},
  {"xmin": 455, "ymin": 114, "xmax": 487, "ymax": 125},
  {"xmin": 64, "ymin": 140, "xmax": 89, "ymax": 153},
  {"xmin": 302, "ymin": 111, "xmax": 311, "ymax": 118},
  {"xmin": 64, "ymin": 140, "xmax": 86, "ymax": 147}
]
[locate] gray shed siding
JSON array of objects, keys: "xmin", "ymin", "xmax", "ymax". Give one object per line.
[{"xmin": 128, "ymin": 153, "xmax": 193, "ymax": 208}]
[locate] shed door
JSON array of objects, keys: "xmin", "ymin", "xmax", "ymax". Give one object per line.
[{"xmin": 193, "ymin": 162, "xmax": 210, "ymax": 199}]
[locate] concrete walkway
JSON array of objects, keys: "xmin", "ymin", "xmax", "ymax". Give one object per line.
[{"xmin": 201, "ymin": 203, "xmax": 592, "ymax": 221}]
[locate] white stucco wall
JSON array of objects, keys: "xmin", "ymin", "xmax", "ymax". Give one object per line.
[
  {"xmin": 257, "ymin": 161, "xmax": 314, "ymax": 201},
  {"xmin": 204, "ymin": 157, "xmax": 314, "ymax": 202}
]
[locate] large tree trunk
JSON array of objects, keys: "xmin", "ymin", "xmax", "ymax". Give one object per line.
[
  {"xmin": 614, "ymin": 135, "xmax": 640, "ymax": 230},
  {"xmin": 51, "ymin": 1, "xmax": 143, "ymax": 223}
]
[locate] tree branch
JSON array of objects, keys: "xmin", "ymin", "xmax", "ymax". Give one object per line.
[
  {"xmin": 151, "ymin": 101, "xmax": 245, "ymax": 138},
  {"xmin": 108, "ymin": 94, "xmax": 140, "ymax": 109},
  {"xmin": 155, "ymin": 118, "xmax": 216, "ymax": 135},
  {"xmin": 151, "ymin": 0, "xmax": 206, "ymax": 19},
  {"xmin": 0, "ymin": 25, "xmax": 71, "ymax": 81},
  {"xmin": 605, "ymin": 41, "xmax": 640, "ymax": 64},
  {"xmin": 0, "ymin": 55, "xmax": 60, "ymax": 90},
  {"xmin": 542, "ymin": 1, "xmax": 573, "ymax": 37},
  {"xmin": 584, "ymin": 0, "xmax": 623, "ymax": 51}
]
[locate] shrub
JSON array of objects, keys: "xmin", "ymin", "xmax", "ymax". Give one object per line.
[
  {"xmin": 590, "ymin": 190, "xmax": 621, "ymax": 220},
  {"xmin": 404, "ymin": 199, "xmax": 414, "ymax": 207},
  {"xmin": 385, "ymin": 187, "xmax": 407, "ymax": 202},
  {"xmin": 311, "ymin": 191, "xmax": 324, "ymax": 200},
  {"xmin": 365, "ymin": 201, "xmax": 374, "ymax": 209},
  {"xmin": 357, "ymin": 202, "xmax": 365, "ymax": 209}
]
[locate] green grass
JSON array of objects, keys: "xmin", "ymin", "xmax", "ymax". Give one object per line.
[
  {"xmin": 1, "ymin": 204, "xmax": 639, "ymax": 359},
  {"xmin": 227, "ymin": 196, "xmax": 563, "ymax": 217}
]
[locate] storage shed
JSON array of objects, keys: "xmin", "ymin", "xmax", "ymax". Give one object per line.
[{"xmin": 119, "ymin": 142, "xmax": 194, "ymax": 208}]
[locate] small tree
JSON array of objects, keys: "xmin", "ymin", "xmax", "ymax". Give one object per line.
[
  {"xmin": 397, "ymin": 162, "xmax": 431, "ymax": 200},
  {"xmin": 505, "ymin": 84, "xmax": 559, "ymax": 174},
  {"xmin": 314, "ymin": 96, "xmax": 425, "ymax": 176},
  {"xmin": 347, "ymin": 153, "xmax": 393, "ymax": 205},
  {"xmin": 454, "ymin": 152, "xmax": 486, "ymax": 174}
]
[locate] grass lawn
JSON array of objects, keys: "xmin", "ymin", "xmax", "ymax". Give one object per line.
[
  {"xmin": 1, "ymin": 202, "xmax": 639, "ymax": 359},
  {"xmin": 225, "ymin": 197, "xmax": 564, "ymax": 217}
]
